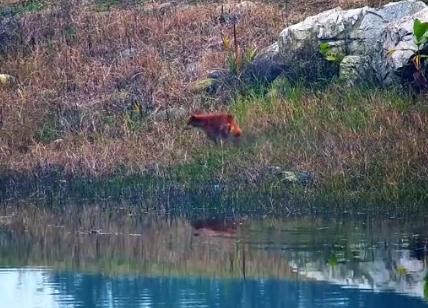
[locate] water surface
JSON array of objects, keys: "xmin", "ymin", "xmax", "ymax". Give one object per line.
[{"xmin": 0, "ymin": 204, "xmax": 427, "ymax": 307}]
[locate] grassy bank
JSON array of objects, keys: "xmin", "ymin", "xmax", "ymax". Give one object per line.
[
  {"xmin": 2, "ymin": 82, "xmax": 427, "ymax": 208},
  {"xmin": 1, "ymin": 0, "xmax": 426, "ymax": 207}
]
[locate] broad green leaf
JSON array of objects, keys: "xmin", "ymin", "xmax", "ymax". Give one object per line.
[
  {"xmin": 320, "ymin": 42, "xmax": 330, "ymax": 51},
  {"xmin": 413, "ymin": 18, "xmax": 428, "ymax": 45},
  {"xmin": 319, "ymin": 42, "xmax": 331, "ymax": 56}
]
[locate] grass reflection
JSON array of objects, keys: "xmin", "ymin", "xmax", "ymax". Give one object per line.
[{"xmin": 0, "ymin": 202, "xmax": 427, "ymax": 301}]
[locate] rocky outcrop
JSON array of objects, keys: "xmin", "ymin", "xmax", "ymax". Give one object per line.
[
  {"xmin": 197, "ymin": 0, "xmax": 428, "ymax": 94},
  {"xmin": 382, "ymin": 7, "xmax": 428, "ymax": 85},
  {"xmin": 241, "ymin": 43, "xmax": 287, "ymax": 84},
  {"xmin": 243, "ymin": 0, "xmax": 428, "ymax": 87}
]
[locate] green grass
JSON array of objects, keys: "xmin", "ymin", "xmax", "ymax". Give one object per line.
[
  {"xmin": 167, "ymin": 80, "xmax": 428, "ymax": 207},
  {"xmin": 0, "ymin": 0, "xmax": 46, "ymax": 16},
  {"xmin": 2, "ymin": 80, "xmax": 426, "ymax": 209}
]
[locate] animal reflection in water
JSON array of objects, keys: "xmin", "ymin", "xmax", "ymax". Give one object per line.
[{"xmin": 190, "ymin": 217, "xmax": 240, "ymax": 238}]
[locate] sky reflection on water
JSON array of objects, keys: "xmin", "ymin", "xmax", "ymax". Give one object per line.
[
  {"xmin": 1, "ymin": 268, "xmax": 428, "ymax": 308},
  {"xmin": 0, "ymin": 204, "xmax": 427, "ymax": 307}
]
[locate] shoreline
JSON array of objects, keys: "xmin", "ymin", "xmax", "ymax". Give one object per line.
[{"xmin": 1, "ymin": 165, "xmax": 427, "ymax": 214}]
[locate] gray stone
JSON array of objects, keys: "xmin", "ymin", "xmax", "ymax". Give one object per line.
[
  {"xmin": 219, "ymin": 1, "xmax": 256, "ymax": 14},
  {"xmin": 266, "ymin": 166, "xmax": 314, "ymax": 185},
  {"xmin": 241, "ymin": 43, "xmax": 287, "ymax": 84},
  {"xmin": 281, "ymin": 171, "xmax": 314, "ymax": 185},
  {"xmin": 197, "ymin": 43, "xmax": 287, "ymax": 96},
  {"xmin": 202, "ymin": 69, "xmax": 240, "ymax": 96},
  {"xmin": 271, "ymin": 0, "xmax": 428, "ymax": 86},
  {"xmin": 339, "ymin": 55, "xmax": 372, "ymax": 85},
  {"xmin": 381, "ymin": 7, "xmax": 428, "ymax": 84},
  {"xmin": 207, "ymin": 69, "xmax": 230, "ymax": 80},
  {"xmin": 0, "ymin": 73, "xmax": 17, "ymax": 87},
  {"xmin": 203, "ymin": 0, "xmax": 428, "ymax": 93}
]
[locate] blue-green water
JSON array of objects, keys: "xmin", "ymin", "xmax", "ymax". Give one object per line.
[
  {"xmin": 1, "ymin": 268, "xmax": 427, "ymax": 308},
  {"xmin": 0, "ymin": 204, "xmax": 427, "ymax": 307}
]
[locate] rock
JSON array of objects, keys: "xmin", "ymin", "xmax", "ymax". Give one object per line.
[
  {"xmin": 191, "ymin": 78, "xmax": 217, "ymax": 93},
  {"xmin": 52, "ymin": 139, "xmax": 64, "ymax": 151},
  {"xmin": 207, "ymin": 69, "xmax": 230, "ymax": 80},
  {"xmin": 203, "ymin": 0, "xmax": 428, "ymax": 92},
  {"xmin": 0, "ymin": 73, "xmax": 17, "ymax": 87},
  {"xmin": 381, "ymin": 7, "xmax": 428, "ymax": 85},
  {"xmin": 257, "ymin": 0, "xmax": 428, "ymax": 87},
  {"xmin": 241, "ymin": 43, "xmax": 287, "ymax": 84},
  {"xmin": 158, "ymin": 2, "xmax": 177, "ymax": 14},
  {"xmin": 198, "ymin": 69, "xmax": 240, "ymax": 96},
  {"xmin": 265, "ymin": 166, "xmax": 314, "ymax": 185},
  {"xmin": 339, "ymin": 55, "xmax": 373, "ymax": 85},
  {"xmin": 281, "ymin": 171, "xmax": 314, "ymax": 185}
]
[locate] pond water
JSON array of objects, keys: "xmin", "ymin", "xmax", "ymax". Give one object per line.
[{"xmin": 0, "ymin": 204, "xmax": 427, "ymax": 307}]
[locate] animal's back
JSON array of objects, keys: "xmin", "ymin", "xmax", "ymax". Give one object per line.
[{"xmin": 187, "ymin": 112, "xmax": 241, "ymax": 142}]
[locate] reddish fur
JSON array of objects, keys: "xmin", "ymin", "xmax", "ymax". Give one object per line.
[{"xmin": 187, "ymin": 112, "xmax": 242, "ymax": 142}]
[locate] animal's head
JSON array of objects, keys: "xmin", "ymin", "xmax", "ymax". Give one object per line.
[{"xmin": 228, "ymin": 115, "xmax": 242, "ymax": 138}]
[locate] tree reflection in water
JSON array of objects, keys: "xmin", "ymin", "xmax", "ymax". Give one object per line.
[{"xmin": 0, "ymin": 203, "xmax": 427, "ymax": 304}]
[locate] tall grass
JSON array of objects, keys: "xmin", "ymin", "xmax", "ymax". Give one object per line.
[
  {"xmin": 171, "ymin": 81, "xmax": 428, "ymax": 205},
  {"xmin": 0, "ymin": 0, "xmax": 426, "ymax": 206},
  {"xmin": 0, "ymin": 0, "xmax": 285, "ymax": 175}
]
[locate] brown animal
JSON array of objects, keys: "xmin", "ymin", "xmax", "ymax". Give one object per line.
[{"xmin": 186, "ymin": 112, "xmax": 242, "ymax": 143}]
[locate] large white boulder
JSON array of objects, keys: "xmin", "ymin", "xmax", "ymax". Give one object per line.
[
  {"xmin": 381, "ymin": 7, "xmax": 428, "ymax": 84},
  {"xmin": 271, "ymin": 0, "xmax": 428, "ymax": 86}
]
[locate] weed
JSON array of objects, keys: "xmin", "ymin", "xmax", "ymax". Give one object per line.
[
  {"xmin": 319, "ymin": 42, "xmax": 344, "ymax": 63},
  {"xmin": 410, "ymin": 18, "xmax": 428, "ymax": 89},
  {"xmin": 388, "ymin": 18, "xmax": 428, "ymax": 93}
]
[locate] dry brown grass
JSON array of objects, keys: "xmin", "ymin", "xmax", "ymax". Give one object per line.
[
  {"xmin": 223, "ymin": 84, "xmax": 428, "ymax": 201},
  {"xmin": 0, "ymin": 0, "xmax": 424, "ymax": 193},
  {"xmin": 0, "ymin": 0, "xmax": 22, "ymax": 5},
  {"xmin": 0, "ymin": 0, "xmax": 287, "ymax": 175}
]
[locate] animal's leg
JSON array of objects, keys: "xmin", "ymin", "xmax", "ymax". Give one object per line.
[
  {"xmin": 206, "ymin": 130, "xmax": 219, "ymax": 144},
  {"xmin": 219, "ymin": 123, "xmax": 231, "ymax": 139}
]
